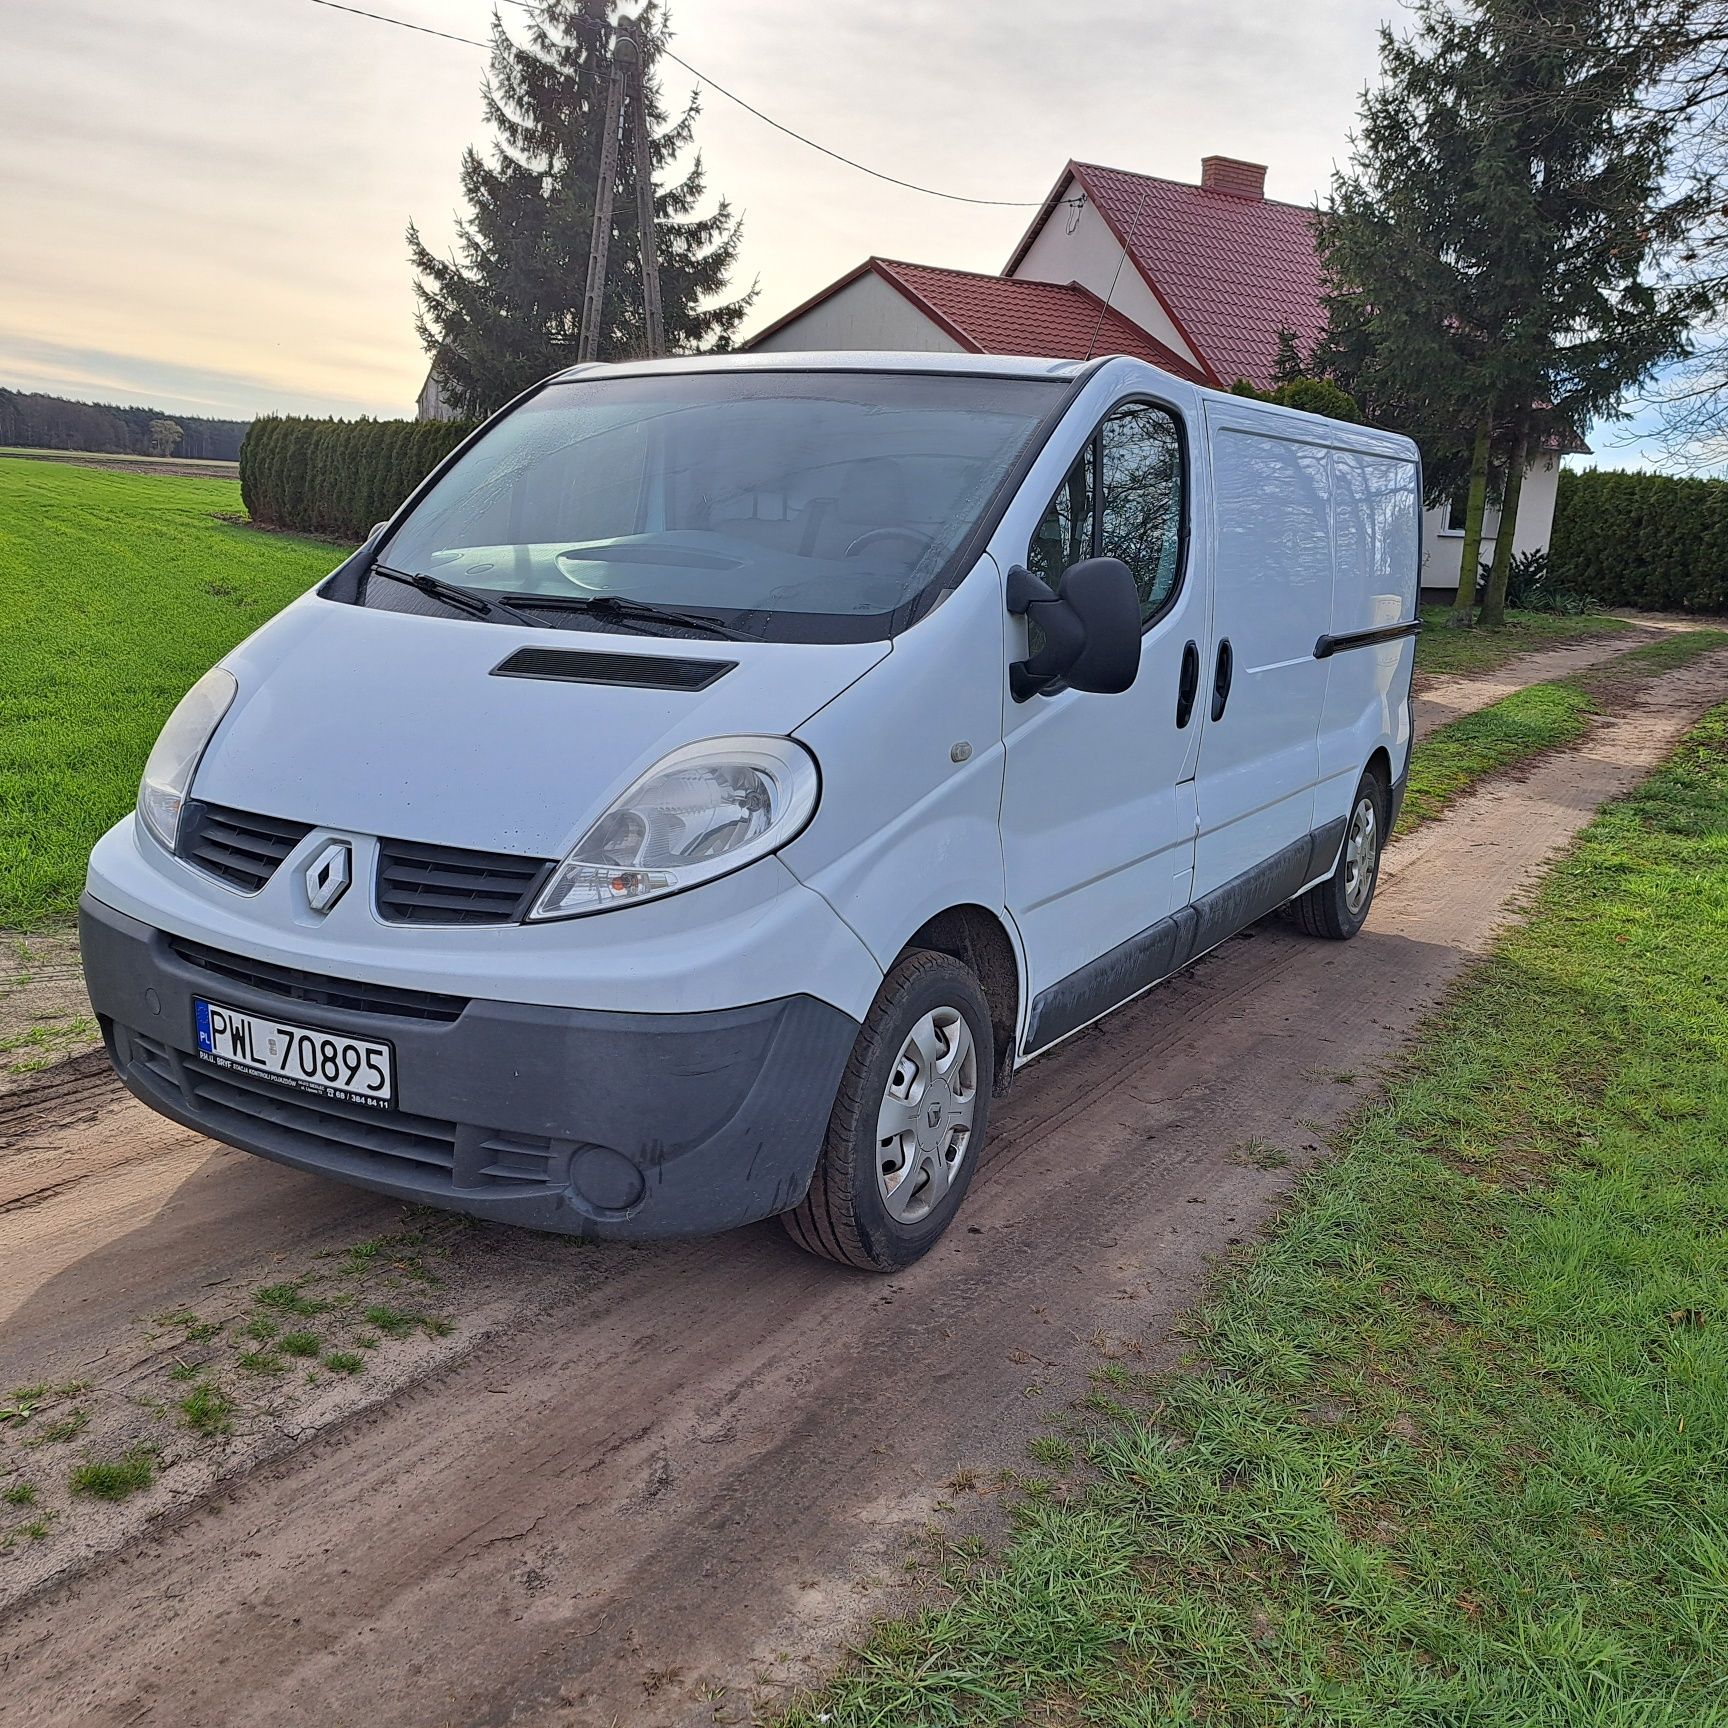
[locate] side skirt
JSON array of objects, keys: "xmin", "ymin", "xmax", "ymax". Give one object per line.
[{"xmin": 1021, "ymin": 816, "xmax": 1347, "ymax": 1056}]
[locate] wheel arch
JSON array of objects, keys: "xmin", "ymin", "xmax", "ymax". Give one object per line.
[{"xmin": 900, "ymin": 904, "xmax": 1022, "ymax": 1096}]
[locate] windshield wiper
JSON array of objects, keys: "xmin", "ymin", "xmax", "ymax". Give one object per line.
[
  {"xmin": 499, "ymin": 591, "xmax": 757, "ymax": 641},
  {"xmin": 369, "ymin": 565, "xmax": 533, "ymax": 626}
]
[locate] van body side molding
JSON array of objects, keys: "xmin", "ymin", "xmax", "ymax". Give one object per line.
[
  {"xmin": 1022, "ymin": 815, "xmax": 1349, "ymax": 1054},
  {"xmin": 1313, "ymin": 619, "xmax": 1422, "ymax": 659}
]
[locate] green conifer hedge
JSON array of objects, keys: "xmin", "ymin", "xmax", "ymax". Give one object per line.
[
  {"xmin": 239, "ymin": 416, "xmax": 474, "ymax": 540},
  {"xmin": 1549, "ymin": 468, "xmax": 1728, "ymax": 612}
]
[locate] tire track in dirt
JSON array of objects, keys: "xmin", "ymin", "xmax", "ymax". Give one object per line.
[
  {"xmin": 2, "ymin": 651, "xmax": 1726, "ymax": 1728},
  {"xmin": 1411, "ymin": 620, "xmax": 1672, "ymax": 739}
]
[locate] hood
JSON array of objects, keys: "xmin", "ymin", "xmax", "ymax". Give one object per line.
[{"xmin": 195, "ymin": 595, "xmax": 887, "ymax": 859}]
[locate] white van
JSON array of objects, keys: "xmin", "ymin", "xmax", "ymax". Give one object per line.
[{"xmin": 82, "ymin": 352, "xmax": 1419, "ymax": 1271}]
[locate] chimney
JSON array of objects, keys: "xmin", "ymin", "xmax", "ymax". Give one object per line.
[{"xmin": 1200, "ymin": 155, "xmax": 1267, "ymax": 200}]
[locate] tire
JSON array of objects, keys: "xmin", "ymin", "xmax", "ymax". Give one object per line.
[
  {"xmin": 1291, "ymin": 769, "xmax": 1387, "ymax": 941},
  {"xmin": 781, "ymin": 949, "xmax": 993, "ymax": 1273}
]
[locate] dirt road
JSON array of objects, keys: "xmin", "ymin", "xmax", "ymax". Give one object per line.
[
  {"xmin": 4, "ymin": 650, "xmax": 1727, "ymax": 1728},
  {"xmin": 1410, "ymin": 616, "xmax": 1685, "ymax": 738}
]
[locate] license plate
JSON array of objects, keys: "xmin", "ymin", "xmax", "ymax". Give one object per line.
[{"xmin": 194, "ymin": 999, "xmax": 395, "ymax": 1110}]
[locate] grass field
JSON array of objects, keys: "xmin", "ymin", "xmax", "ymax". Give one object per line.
[
  {"xmin": 1414, "ymin": 603, "xmax": 1632, "ymax": 679},
  {"xmin": 0, "ymin": 447, "xmax": 238, "ymax": 474},
  {"xmin": 782, "ymin": 705, "xmax": 1728, "ymax": 1726},
  {"xmin": 0, "ymin": 458, "xmax": 347, "ymax": 925}
]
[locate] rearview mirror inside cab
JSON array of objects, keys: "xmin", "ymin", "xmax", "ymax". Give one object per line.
[{"xmin": 1007, "ymin": 558, "xmax": 1142, "ymax": 701}]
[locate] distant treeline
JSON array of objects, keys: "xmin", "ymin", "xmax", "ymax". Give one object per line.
[{"xmin": 0, "ymin": 388, "xmax": 250, "ymax": 462}]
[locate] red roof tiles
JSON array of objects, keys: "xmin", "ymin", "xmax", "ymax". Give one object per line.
[
  {"xmin": 869, "ymin": 260, "xmax": 1211, "ymax": 383},
  {"xmin": 1008, "ymin": 161, "xmax": 1329, "ymax": 393}
]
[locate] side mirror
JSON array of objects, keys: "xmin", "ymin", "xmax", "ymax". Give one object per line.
[{"xmin": 1006, "ymin": 558, "xmax": 1142, "ymax": 701}]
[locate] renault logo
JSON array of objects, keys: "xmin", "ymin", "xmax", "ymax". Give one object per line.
[{"xmin": 304, "ymin": 840, "xmax": 352, "ymax": 913}]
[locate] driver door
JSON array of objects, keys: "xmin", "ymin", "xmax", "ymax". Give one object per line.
[{"xmin": 999, "ymin": 395, "xmax": 1208, "ymax": 1053}]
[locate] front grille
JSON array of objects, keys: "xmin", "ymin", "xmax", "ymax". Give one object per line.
[
  {"xmin": 375, "ymin": 837, "xmax": 555, "ymax": 926},
  {"xmin": 126, "ymin": 1032, "xmax": 562, "ymax": 1191},
  {"xmin": 178, "ymin": 802, "xmax": 312, "ymax": 893},
  {"xmin": 166, "ymin": 935, "xmax": 469, "ymax": 1023}
]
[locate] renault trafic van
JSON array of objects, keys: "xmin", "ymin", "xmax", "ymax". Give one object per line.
[{"xmin": 83, "ymin": 352, "xmax": 1419, "ymax": 1271}]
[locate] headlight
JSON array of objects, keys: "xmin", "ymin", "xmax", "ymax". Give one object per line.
[
  {"xmin": 528, "ymin": 736, "xmax": 819, "ymax": 920},
  {"xmin": 137, "ymin": 667, "xmax": 237, "ymax": 852}
]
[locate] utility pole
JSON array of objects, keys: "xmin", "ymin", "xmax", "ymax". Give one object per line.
[
  {"xmin": 577, "ymin": 37, "xmax": 629, "ymax": 363},
  {"xmin": 578, "ymin": 27, "xmax": 665, "ymax": 364},
  {"xmin": 625, "ymin": 35, "xmax": 665, "ymax": 359}
]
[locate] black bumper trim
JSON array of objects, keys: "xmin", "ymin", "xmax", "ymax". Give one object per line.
[{"xmin": 80, "ymin": 896, "xmax": 858, "ymax": 1239}]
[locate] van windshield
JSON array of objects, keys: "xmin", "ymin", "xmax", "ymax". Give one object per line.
[{"xmin": 369, "ymin": 370, "xmax": 1064, "ymax": 642}]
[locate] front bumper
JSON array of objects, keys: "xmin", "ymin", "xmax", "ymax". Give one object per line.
[{"xmin": 81, "ymin": 895, "xmax": 859, "ymax": 1238}]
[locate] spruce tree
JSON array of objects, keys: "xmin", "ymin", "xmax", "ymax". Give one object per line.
[
  {"xmin": 1318, "ymin": 0, "xmax": 1699, "ymax": 627},
  {"xmin": 408, "ymin": 0, "xmax": 754, "ymax": 418}
]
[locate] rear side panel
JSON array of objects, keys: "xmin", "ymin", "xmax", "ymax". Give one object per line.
[{"xmin": 1316, "ymin": 448, "xmax": 1421, "ymax": 827}]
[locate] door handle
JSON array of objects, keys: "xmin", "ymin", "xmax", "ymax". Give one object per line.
[
  {"xmin": 1211, "ymin": 638, "xmax": 1234, "ymax": 722},
  {"xmin": 1175, "ymin": 640, "xmax": 1200, "ymax": 728}
]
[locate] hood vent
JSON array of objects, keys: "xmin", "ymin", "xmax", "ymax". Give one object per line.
[{"xmin": 491, "ymin": 646, "xmax": 736, "ymax": 692}]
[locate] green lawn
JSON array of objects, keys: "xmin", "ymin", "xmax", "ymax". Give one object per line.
[
  {"xmin": 784, "ymin": 707, "xmax": 1728, "ymax": 1727},
  {"xmin": 0, "ymin": 459, "xmax": 347, "ymax": 925},
  {"xmin": 1415, "ymin": 604, "xmax": 1631, "ymax": 679}
]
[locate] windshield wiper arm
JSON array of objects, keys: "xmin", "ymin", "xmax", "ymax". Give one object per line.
[
  {"xmin": 499, "ymin": 592, "xmax": 756, "ymax": 641},
  {"xmin": 369, "ymin": 565, "xmax": 533, "ymax": 626}
]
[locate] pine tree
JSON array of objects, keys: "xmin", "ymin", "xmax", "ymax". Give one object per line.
[
  {"xmin": 408, "ymin": 0, "xmax": 755, "ymax": 418},
  {"xmin": 1318, "ymin": 0, "xmax": 1700, "ymax": 627}
]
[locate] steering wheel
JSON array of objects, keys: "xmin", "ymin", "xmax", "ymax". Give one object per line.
[{"xmin": 843, "ymin": 526, "xmax": 934, "ymax": 559}]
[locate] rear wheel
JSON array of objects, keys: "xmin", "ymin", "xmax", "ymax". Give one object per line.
[
  {"xmin": 781, "ymin": 949, "xmax": 992, "ymax": 1272},
  {"xmin": 1291, "ymin": 769, "xmax": 1386, "ymax": 940}
]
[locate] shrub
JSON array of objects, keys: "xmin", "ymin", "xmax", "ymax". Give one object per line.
[
  {"xmin": 239, "ymin": 416, "xmax": 474, "ymax": 540},
  {"xmin": 1227, "ymin": 376, "xmax": 1361, "ymax": 422},
  {"xmin": 1549, "ymin": 468, "xmax": 1728, "ymax": 613},
  {"xmin": 1473, "ymin": 549, "xmax": 1594, "ymax": 614}
]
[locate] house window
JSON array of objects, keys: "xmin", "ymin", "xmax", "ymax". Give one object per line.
[{"xmin": 1028, "ymin": 401, "xmax": 1185, "ymax": 626}]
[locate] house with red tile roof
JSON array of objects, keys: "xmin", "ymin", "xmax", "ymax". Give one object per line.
[{"xmin": 748, "ymin": 154, "xmax": 1571, "ymax": 596}]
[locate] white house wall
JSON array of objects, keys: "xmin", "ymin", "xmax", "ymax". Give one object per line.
[
  {"xmin": 1420, "ymin": 453, "xmax": 1562, "ymax": 596},
  {"xmin": 751, "ymin": 272, "xmax": 965, "ymax": 354},
  {"xmin": 1008, "ymin": 178, "xmax": 1202, "ymax": 372}
]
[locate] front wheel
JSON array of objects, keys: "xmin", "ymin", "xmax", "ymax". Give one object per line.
[
  {"xmin": 781, "ymin": 949, "xmax": 992, "ymax": 1272},
  {"xmin": 1291, "ymin": 770, "xmax": 1386, "ymax": 940}
]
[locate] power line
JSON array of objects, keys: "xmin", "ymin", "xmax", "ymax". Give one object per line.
[
  {"xmin": 650, "ymin": 40, "xmax": 1041, "ymax": 208},
  {"xmin": 301, "ymin": 0, "xmax": 1043, "ymax": 208},
  {"xmin": 306, "ymin": 0, "xmax": 485, "ymax": 47}
]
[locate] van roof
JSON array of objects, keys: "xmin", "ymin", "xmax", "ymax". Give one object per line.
[
  {"xmin": 549, "ymin": 350, "xmax": 1094, "ymax": 385},
  {"xmin": 544, "ymin": 350, "xmax": 1420, "ymax": 460}
]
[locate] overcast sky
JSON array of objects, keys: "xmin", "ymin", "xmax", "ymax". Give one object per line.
[{"xmin": 0, "ymin": 0, "xmax": 1665, "ymax": 462}]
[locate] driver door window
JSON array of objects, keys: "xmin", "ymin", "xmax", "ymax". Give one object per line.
[
  {"xmin": 1028, "ymin": 444, "xmax": 1094, "ymax": 585},
  {"xmin": 1028, "ymin": 403, "xmax": 1185, "ymax": 627}
]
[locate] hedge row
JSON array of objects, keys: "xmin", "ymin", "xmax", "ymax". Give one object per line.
[
  {"xmin": 239, "ymin": 416, "xmax": 474, "ymax": 540},
  {"xmin": 1549, "ymin": 467, "xmax": 1728, "ymax": 613}
]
